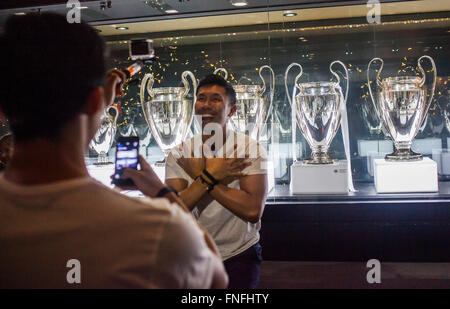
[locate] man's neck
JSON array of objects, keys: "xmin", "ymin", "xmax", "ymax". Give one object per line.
[{"xmin": 3, "ymin": 137, "xmax": 89, "ymax": 185}]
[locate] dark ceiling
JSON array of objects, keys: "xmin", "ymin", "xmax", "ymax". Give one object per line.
[{"xmin": 0, "ymin": 0, "xmax": 415, "ymax": 26}]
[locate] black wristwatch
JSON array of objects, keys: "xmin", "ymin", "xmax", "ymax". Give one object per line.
[
  {"xmin": 156, "ymin": 186, "xmax": 179, "ymax": 197},
  {"xmin": 202, "ymin": 169, "xmax": 219, "ymax": 186},
  {"xmin": 196, "ymin": 175, "xmax": 215, "ymax": 192}
]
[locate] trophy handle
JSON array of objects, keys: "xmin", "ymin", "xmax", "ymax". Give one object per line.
[
  {"xmin": 181, "ymin": 70, "xmax": 198, "ymax": 134},
  {"xmin": 140, "ymin": 73, "xmax": 154, "ymax": 103},
  {"xmin": 330, "ymin": 60, "xmax": 349, "ymax": 104},
  {"xmin": 417, "ymin": 55, "xmax": 437, "ymax": 125},
  {"xmin": 258, "ymin": 65, "xmax": 275, "ymax": 123},
  {"xmin": 214, "ymin": 67, "xmax": 228, "ymax": 80},
  {"xmin": 140, "ymin": 73, "xmax": 154, "ymax": 130},
  {"xmin": 367, "ymin": 58, "xmax": 384, "ymax": 122},
  {"xmin": 181, "ymin": 70, "xmax": 197, "ymax": 98},
  {"xmin": 284, "ymin": 62, "xmax": 303, "ymax": 107}
]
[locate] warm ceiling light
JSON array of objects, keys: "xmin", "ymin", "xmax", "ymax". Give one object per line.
[
  {"xmin": 284, "ymin": 12, "xmax": 297, "ymax": 17},
  {"xmin": 14, "ymin": 12, "xmax": 26, "ymax": 15},
  {"xmin": 116, "ymin": 26, "xmax": 129, "ymax": 30},
  {"xmin": 231, "ymin": 0, "xmax": 248, "ymax": 7},
  {"xmin": 165, "ymin": 9, "xmax": 178, "ymax": 13}
]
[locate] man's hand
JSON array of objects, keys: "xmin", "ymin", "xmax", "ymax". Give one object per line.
[
  {"xmin": 205, "ymin": 145, "xmax": 251, "ymax": 181},
  {"xmin": 176, "ymin": 157, "xmax": 205, "ymax": 179},
  {"xmin": 104, "ymin": 69, "xmax": 126, "ymax": 107},
  {"xmin": 115, "ymin": 155, "xmax": 165, "ymax": 198}
]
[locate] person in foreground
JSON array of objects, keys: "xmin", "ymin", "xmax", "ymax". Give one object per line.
[
  {"xmin": 164, "ymin": 74, "xmax": 269, "ymax": 288},
  {"xmin": 0, "ymin": 13, "xmax": 227, "ymax": 289}
]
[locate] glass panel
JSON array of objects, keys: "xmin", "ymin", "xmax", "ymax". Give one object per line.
[{"xmin": 94, "ymin": 2, "xmax": 449, "ymax": 198}]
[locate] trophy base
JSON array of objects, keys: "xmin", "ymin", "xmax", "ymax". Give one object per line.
[
  {"xmin": 93, "ymin": 161, "xmax": 114, "ymax": 166},
  {"xmin": 290, "ymin": 160, "xmax": 349, "ymax": 194},
  {"xmin": 374, "ymin": 157, "xmax": 438, "ymax": 193},
  {"xmin": 385, "ymin": 149, "xmax": 423, "ymax": 162},
  {"xmin": 303, "ymin": 152, "xmax": 334, "ymax": 165}
]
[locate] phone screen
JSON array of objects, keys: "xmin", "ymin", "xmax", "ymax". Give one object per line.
[{"xmin": 113, "ymin": 137, "xmax": 139, "ymax": 186}]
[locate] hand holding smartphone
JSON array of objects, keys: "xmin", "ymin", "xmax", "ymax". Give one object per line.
[{"xmin": 112, "ymin": 136, "xmax": 139, "ymax": 187}]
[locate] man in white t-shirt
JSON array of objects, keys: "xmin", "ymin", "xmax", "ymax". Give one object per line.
[
  {"xmin": 0, "ymin": 13, "xmax": 227, "ymax": 289},
  {"xmin": 165, "ymin": 74, "xmax": 268, "ymax": 288}
]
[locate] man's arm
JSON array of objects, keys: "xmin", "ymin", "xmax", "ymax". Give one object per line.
[
  {"xmin": 208, "ymin": 173, "xmax": 267, "ymax": 223},
  {"xmin": 168, "ymin": 173, "xmax": 267, "ymax": 224},
  {"xmin": 166, "ymin": 177, "xmax": 211, "ymax": 211}
]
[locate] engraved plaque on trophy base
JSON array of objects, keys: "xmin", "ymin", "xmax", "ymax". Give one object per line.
[
  {"xmin": 374, "ymin": 157, "xmax": 438, "ymax": 193},
  {"xmin": 290, "ymin": 160, "xmax": 349, "ymax": 194}
]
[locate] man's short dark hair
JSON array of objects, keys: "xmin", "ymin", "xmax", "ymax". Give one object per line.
[
  {"xmin": 0, "ymin": 13, "xmax": 106, "ymax": 142},
  {"xmin": 196, "ymin": 74, "xmax": 236, "ymax": 105}
]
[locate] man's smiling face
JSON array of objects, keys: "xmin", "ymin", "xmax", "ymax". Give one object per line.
[{"xmin": 195, "ymin": 84, "xmax": 236, "ymax": 132}]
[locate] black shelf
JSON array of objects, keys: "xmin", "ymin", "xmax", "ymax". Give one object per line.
[
  {"xmin": 267, "ymin": 181, "xmax": 450, "ymax": 204},
  {"xmin": 260, "ymin": 182, "xmax": 450, "ymax": 262}
]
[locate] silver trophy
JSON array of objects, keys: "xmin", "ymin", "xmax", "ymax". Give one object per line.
[
  {"xmin": 440, "ymin": 90, "xmax": 450, "ymax": 134},
  {"xmin": 361, "ymin": 95, "xmax": 384, "ymax": 136},
  {"xmin": 89, "ymin": 105, "xmax": 118, "ymax": 165},
  {"xmin": 213, "ymin": 67, "xmax": 275, "ymax": 141},
  {"xmin": 285, "ymin": 61, "xmax": 349, "ymax": 164},
  {"xmin": 140, "ymin": 71, "xmax": 197, "ymax": 159},
  {"xmin": 367, "ymin": 55, "xmax": 437, "ymax": 161}
]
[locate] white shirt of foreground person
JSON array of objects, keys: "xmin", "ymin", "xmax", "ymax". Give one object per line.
[
  {"xmin": 166, "ymin": 129, "xmax": 268, "ymax": 261},
  {"xmin": 0, "ymin": 174, "xmax": 224, "ymax": 289}
]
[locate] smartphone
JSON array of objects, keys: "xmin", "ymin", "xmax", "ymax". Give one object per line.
[{"xmin": 113, "ymin": 136, "xmax": 139, "ymax": 186}]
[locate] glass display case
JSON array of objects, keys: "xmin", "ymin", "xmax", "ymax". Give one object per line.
[
  {"xmin": 0, "ymin": 0, "xmax": 448, "ymax": 261},
  {"xmin": 80, "ymin": 0, "xmax": 450, "ymax": 201}
]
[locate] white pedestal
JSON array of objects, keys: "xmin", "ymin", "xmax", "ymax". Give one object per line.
[
  {"xmin": 374, "ymin": 157, "xmax": 438, "ymax": 193},
  {"xmin": 151, "ymin": 163, "xmax": 166, "ymax": 182},
  {"xmin": 432, "ymin": 149, "xmax": 450, "ymax": 175},
  {"xmin": 261, "ymin": 160, "xmax": 275, "ymax": 193},
  {"xmin": 290, "ymin": 160, "xmax": 349, "ymax": 194},
  {"xmin": 87, "ymin": 164, "xmax": 115, "ymax": 188},
  {"xmin": 357, "ymin": 139, "xmax": 393, "ymax": 157},
  {"xmin": 412, "ymin": 138, "xmax": 442, "ymax": 155}
]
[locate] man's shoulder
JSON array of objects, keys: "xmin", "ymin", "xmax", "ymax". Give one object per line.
[{"xmin": 78, "ymin": 178, "xmax": 176, "ymax": 215}]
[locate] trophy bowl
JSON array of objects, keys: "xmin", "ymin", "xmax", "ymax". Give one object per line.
[
  {"xmin": 296, "ymin": 81, "xmax": 344, "ymax": 164},
  {"xmin": 89, "ymin": 105, "xmax": 118, "ymax": 165},
  {"xmin": 232, "ymin": 84, "xmax": 266, "ymax": 140},
  {"xmin": 213, "ymin": 66, "xmax": 274, "ymax": 141},
  {"xmin": 368, "ymin": 56, "xmax": 437, "ymax": 161},
  {"xmin": 140, "ymin": 71, "xmax": 196, "ymax": 158},
  {"xmin": 285, "ymin": 61, "xmax": 349, "ymax": 164}
]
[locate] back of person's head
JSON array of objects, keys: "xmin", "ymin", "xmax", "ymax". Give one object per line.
[
  {"xmin": 196, "ymin": 74, "xmax": 236, "ymax": 105},
  {"xmin": 0, "ymin": 13, "xmax": 106, "ymax": 142}
]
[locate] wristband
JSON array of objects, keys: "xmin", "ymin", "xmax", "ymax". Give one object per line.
[
  {"xmin": 202, "ymin": 169, "xmax": 219, "ymax": 186},
  {"xmin": 196, "ymin": 175, "xmax": 215, "ymax": 192},
  {"xmin": 156, "ymin": 186, "xmax": 179, "ymax": 197}
]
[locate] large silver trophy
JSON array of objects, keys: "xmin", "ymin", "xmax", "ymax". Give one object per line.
[
  {"xmin": 284, "ymin": 61, "xmax": 349, "ymax": 164},
  {"xmin": 441, "ymin": 90, "xmax": 450, "ymax": 134},
  {"xmin": 213, "ymin": 66, "xmax": 275, "ymax": 141},
  {"xmin": 367, "ymin": 56, "xmax": 437, "ymax": 161},
  {"xmin": 140, "ymin": 70, "xmax": 197, "ymax": 161},
  {"xmin": 89, "ymin": 105, "xmax": 118, "ymax": 165}
]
